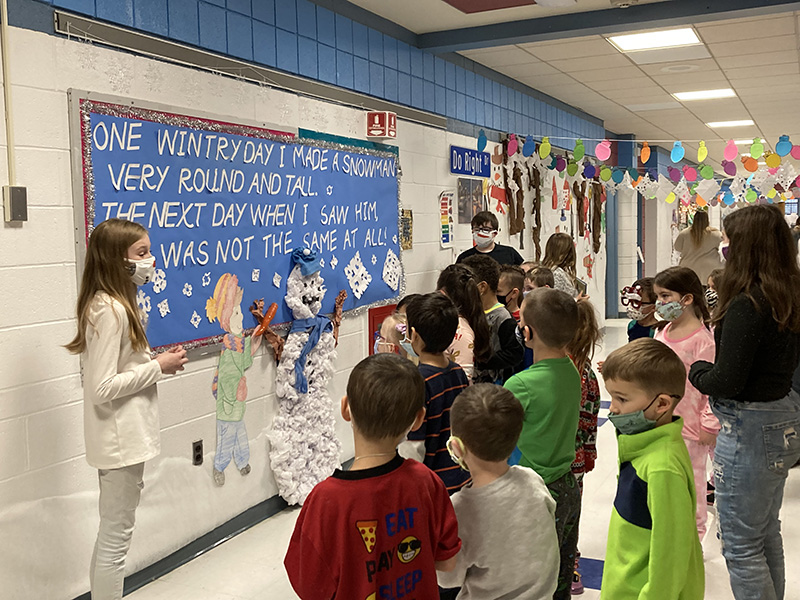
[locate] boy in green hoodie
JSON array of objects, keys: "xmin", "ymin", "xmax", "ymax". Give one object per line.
[{"xmin": 601, "ymin": 338, "xmax": 704, "ymax": 600}]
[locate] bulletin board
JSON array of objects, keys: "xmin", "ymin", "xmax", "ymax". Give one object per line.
[{"xmin": 68, "ymin": 91, "xmax": 403, "ymax": 350}]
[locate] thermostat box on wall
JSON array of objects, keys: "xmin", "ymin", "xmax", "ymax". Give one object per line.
[{"xmin": 3, "ymin": 186, "xmax": 27, "ymax": 222}]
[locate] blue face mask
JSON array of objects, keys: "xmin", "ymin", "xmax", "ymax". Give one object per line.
[
  {"xmin": 655, "ymin": 298, "xmax": 685, "ymax": 321},
  {"xmin": 399, "ymin": 336, "xmax": 418, "ymax": 359},
  {"xmin": 608, "ymin": 395, "xmax": 670, "ymax": 435}
]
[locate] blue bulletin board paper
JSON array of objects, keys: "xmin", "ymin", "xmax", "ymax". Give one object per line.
[
  {"xmin": 449, "ymin": 145, "xmax": 490, "ymax": 178},
  {"xmin": 75, "ymin": 97, "xmax": 403, "ymax": 350}
]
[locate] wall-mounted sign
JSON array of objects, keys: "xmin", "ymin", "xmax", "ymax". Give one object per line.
[
  {"xmin": 367, "ymin": 111, "xmax": 397, "ymax": 138},
  {"xmin": 450, "ymin": 145, "xmax": 491, "ymax": 178}
]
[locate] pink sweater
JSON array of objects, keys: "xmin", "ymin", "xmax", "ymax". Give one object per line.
[{"xmin": 655, "ymin": 323, "xmax": 720, "ymax": 440}]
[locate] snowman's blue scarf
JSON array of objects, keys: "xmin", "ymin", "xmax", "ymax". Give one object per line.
[{"xmin": 289, "ymin": 316, "xmax": 333, "ymax": 394}]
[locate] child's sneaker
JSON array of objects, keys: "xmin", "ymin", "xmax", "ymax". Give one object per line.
[
  {"xmin": 571, "ymin": 571, "xmax": 584, "ymax": 595},
  {"xmin": 707, "ymin": 481, "xmax": 715, "ymax": 506}
]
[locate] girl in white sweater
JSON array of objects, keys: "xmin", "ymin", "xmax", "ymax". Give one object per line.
[{"xmin": 67, "ymin": 219, "xmax": 187, "ymax": 599}]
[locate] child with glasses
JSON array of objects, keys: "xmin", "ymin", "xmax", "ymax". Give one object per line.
[
  {"xmin": 621, "ymin": 277, "xmax": 659, "ymax": 342},
  {"xmin": 437, "ymin": 384, "xmax": 559, "ymax": 599},
  {"xmin": 284, "ymin": 353, "xmax": 461, "ymax": 600},
  {"xmin": 456, "ymin": 210, "xmax": 524, "ymax": 266}
]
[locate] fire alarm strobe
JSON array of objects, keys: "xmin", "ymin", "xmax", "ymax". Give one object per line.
[{"xmin": 366, "ymin": 111, "xmax": 397, "ymax": 138}]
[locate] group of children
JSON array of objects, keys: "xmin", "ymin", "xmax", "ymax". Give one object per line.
[{"xmin": 286, "ymin": 235, "xmax": 719, "ymax": 599}]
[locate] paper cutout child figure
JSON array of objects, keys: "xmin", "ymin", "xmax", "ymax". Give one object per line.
[
  {"xmin": 256, "ymin": 248, "xmax": 347, "ymax": 505},
  {"xmin": 206, "ymin": 273, "xmax": 262, "ymax": 486}
]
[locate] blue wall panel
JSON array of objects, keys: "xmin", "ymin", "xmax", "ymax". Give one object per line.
[{"xmin": 45, "ymin": 0, "xmax": 606, "ymax": 145}]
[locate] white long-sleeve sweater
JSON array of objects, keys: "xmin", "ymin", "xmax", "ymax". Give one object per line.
[{"xmin": 82, "ymin": 292, "xmax": 162, "ymax": 470}]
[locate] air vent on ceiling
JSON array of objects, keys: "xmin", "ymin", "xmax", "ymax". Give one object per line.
[
  {"xmin": 610, "ymin": 0, "xmax": 640, "ymax": 7},
  {"xmin": 442, "ymin": 0, "xmax": 536, "ymax": 14}
]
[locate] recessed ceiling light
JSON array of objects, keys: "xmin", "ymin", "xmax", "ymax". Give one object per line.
[
  {"xmin": 607, "ymin": 28, "xmax": 701, "ymax": 53},
  {"xmin": 734, "ymin": 139, "xmax": 755, "ymax": 145},
  {"xmin": 673, "ymin": 88, "xmax": 736, "ymax": 101},
  {"xmin": 707, "ymin": 120, "xmax": 755, "ymax": 128}
]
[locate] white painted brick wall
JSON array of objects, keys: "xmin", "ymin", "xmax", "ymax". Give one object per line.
[{"xmin": 0, "ymin": 26, "xmax": 611, "ymax": 598}]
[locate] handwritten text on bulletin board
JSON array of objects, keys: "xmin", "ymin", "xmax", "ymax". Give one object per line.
[{"xmin": 74, "ymin": 97, "xmax": 403, "ymax": 349}]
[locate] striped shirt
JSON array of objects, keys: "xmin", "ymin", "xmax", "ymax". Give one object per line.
[{"xmin": 408, "ymin": 362, "xmax": 471, "ymax": 493}]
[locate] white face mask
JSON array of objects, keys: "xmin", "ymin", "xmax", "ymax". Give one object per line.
[
  {"xmin": 127, "ymin": 256, "xmax": 156, "ymax": 286},
  {"xmin": 472, "ymin": 230, "xmax": 497, "ymax": 249}
]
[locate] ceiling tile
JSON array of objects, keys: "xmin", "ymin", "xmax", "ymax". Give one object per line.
[
  {"xmin": 584, "ymin": 77, "xmax": 660, "ymax": 92},
  {"xmin": 567, "ymin": 65, "xmax": 646, "ymax": 83},
  {"xmin": 649, "ymin": 71, "xmax": 728, "ymax": 90},
  {"xmin": 546, "ymin": 53, "xmax": 632, "ymax": 72},
  {"xmin": 696, "ymin": 15, "xmax": 796, "ymax": 44},
  {"xmin": 461, "ymin": 45, "xmax": 543, "ymax": 67},
  {"xmin": 519, "ymin": 72, "xmax": 577, "ymax": 88},
  {"xmin": 725, "ymin": 63, "xmax": 800, "ymax": 81},
  {"xmin": 715, "ymin": 50, "xmax": 798, "ymax": 69},
  {"xmin": 523, "ymin": 38, "xmax": 618, "ymax": 61},
  {"xmin": 625, "ymin": 45, "xmax": 711, "ymax": 65},
  {"xmin": 496, "ymin": 62, "xmax": 562, "ymax": 78},
  {"xmin": 707, "ymin": 34, "xmax": 797, "ymax": 58},
  {"xmin": 687, "ymin": 100, "xmax": 751, "ymax": 123},
  {"xmin": 731, "ymin": 74, "xmax": 800, "ymax": 89}
]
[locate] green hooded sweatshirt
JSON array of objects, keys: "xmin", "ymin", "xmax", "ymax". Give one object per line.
[{"xmin": 601, "ymin": 417, "xmax": 704, "ymax": 600}]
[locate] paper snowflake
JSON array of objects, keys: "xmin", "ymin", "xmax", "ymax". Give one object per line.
[
  {"xmin": 344, "ymin": 251, "xmax": 372, "ymax": 299},
  {"xmin": 319, "ymin": 258, "xmax": 325, "ymax": 268},
  {"xmin": 182, "ymin": 283, "xmax": 193, "ymax": 297},
  {"xmin": 326, "ymin": 185, "xmax": 334, "ymax": 196},
  {"xmin": 136, "ymin": 289, "xmax": 151, "ymax": 314},
  {"xmin": 157, "ymin": 299, "xmax": 170, "ymax": 318},
  {"xmin": 152, "ymin": 269, "xmax": 167, "ymax": 293},
  {"xmin": 252, "ymin": 269, "xmax": 260, "ymax": 282},
  {"xmin": 190, "ymin": 311, "xmax": 201, "ymax": 329},
  {"xmin": 371, "ymin": 254, "xmax": 377, "ymax": 265},
  {"xmin": 330, "ymin": 255, "xmax": 338, "ymax": 270},
  {"xmin": 202, "ymin": 272, "xmax": 211, "ymax": 287},
  {"xmin": 392, "ymin": 235, "xmax": 398, "ymax": 244},
  {"xmin": 273, "ymin": 272, "xmax": 282, "ymax": 288},
  {"xmin": 382, "ymin": 249, "xmax": 401, "ymax": 292}
]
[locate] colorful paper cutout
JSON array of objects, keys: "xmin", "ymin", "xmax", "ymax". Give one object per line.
[
  {"xmin": 671, "ymin": 141, "xmax": 685, "ymax": 163},
  {"xmin": 724, "ymin": 140, "xmax": 738, "ymax": 161},
  {"xmin": 595, "ymin": 140, "xmax": 611, "ymax": 161},
  {"xmin": 477, "ymin": 129, "xmax": 487, "ymax": 152},
  {"xmin": 508, "ymin": 133, "xmax": 518, "ymax": 156},
  {"xmin": 574, "ymin": 139, "xmax": 585, "ymax": 161},
  {"xmin": 750, "ymin": 138, "xmax": 764, "ymax": 160},
  {"xmin": 776, "ymin": 135, "xmax": 792, "ymax": 157},
  {"xmin": 697, "ymin": 141, "xmax": 708, "ymax": 163},
  {"xmin": 641, "ymin": 141, "xmax": 650, "ymax": 164},
  {"xmin": 522, "ymin": 135, "xmax": 535, "ymax": 157},
  {"xmin": 539, "ymin": 136, "xmax": 552, "ymax": 159}
]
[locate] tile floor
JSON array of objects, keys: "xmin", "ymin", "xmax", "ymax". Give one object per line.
[{"xmin": 128, "ymin": 320, "xmax": 800, "ymax": 600}]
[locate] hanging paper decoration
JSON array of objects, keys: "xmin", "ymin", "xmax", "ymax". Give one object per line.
[
  {"xmin": 750, "ymin": 138, "xmax": 764, "ymax": 160},
  {"xmin": 765, "ymin": 152, "xmax": 781, "ymax": 169},
  {"xmin": 700, "ymin": 164, "xmax": 714, "ymax": 180},
  {"xmin": 631, "ymin": 175, "xmax": 643, "ymax": 188},
  {"xmin": 477, "ymin": 129, "xmax": 487, "ymax": 152},
  {"xmin": 522, "ymin": 135, "xmax": 535, "ymax": 157},
  {"xmin": 722, "ymin": 160, "xmax": 737, "ymax": 176},
  {"xmin": 670, "ymin": 141, "xmax": 685, "ymax": 163},
  {"xmin": 595, "ymin": 139, "xmax": 612, "ymax": 161},
  {"xmin": 552, "ymin": 177, "xmax": 558, "ymax": 210},
  {"xmin": 767, "ymin": 188, "xmax": 778, "ymax": 199},
  {"xmin": 683, "ymin": 165, "xmax": 697, "ymax": 182},
  {"xmin": 696, "ymin": 195, "xmax": 707, "ymax": 207},
  {"xmin": 697, "ymin": 141, "xmax": 708, "ymax": 163},
  {"xmin": 640, "ymin": 141, "xmax": 651, "ymax": 164},
  {"xmin": 723, "ymin": 191, "xmax": 735, "ymax": 206},
  {"xmin": 548, "ymin": 155, "xmax": 557, "ymax": 170},
  {"xmin": 583, "ymin": 163, "xmax": 596, "ymax": 179},
  {"xmin": 573, "ymin": 139, "xmax": 585, "ymax": 161},
  {"xmin": 695, "ymin": 178, "xmax": 720, "ymax": 202},
  {"xmin": 507, "ymin": 134, "xmax": 519, "ymax": 156},
  {"xmin": 600, "ymin": 166, "xmax": 612, "ymax": 182},
  {"xmin": 792, "ymin": 146, "xmax": 800, "ymax": 160},
  {"xmin": 776, "ymin": 135, "xmax": 792, "ymax": 157},
  {"xmin": 567, "ymin": 161, "xmax": 578, "ymax": 176},
  {"xmin": 745, "ymin": 188, "xmax": 758, "ymax": 203},
  {"xmin": 709, "ymin": 194, "xmax": 719, "ymax": 207},
  {"xmin": 555, "ymin": 155, "xmax": 567, "ymax": 172},
  {"xmin": 539, "ymin": 136, "xmax": 552, "ymax": 159},
  {"xmin": 668, "ymin": 166, "xmax": 682, "ymax": 183},
  {"xmin": 627, "ymin": 167, "xmax": 638, "ymax": 180},
  {"xmin": 724, "ymin": 140, "xmax": 738, "ymax": 161},
  {"xmin": 742, "ymin": 156, "xmax": 758, "ymax": 173},
  {"xmin": 611, "ymin": 168, "xmax": 625, "ymax": 184},
  {"xmin": 666, "ymin": 192, "xmax": 677, "ymax": 204}
]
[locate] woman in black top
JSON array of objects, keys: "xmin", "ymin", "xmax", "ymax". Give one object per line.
[{"xmin": 689, "ymin": 205, "xmax": 800, "ymax": 600}]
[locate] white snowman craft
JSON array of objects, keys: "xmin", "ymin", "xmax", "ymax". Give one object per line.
[{"xmin": 251, "ymin": 248, "xmax": 347, "ymax": 505}]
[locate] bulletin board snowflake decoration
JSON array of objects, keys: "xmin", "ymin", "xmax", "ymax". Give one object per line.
[
  {"xmin": 344, "ymin": 251, "xmax": 372, "ymax": 299},
  {"xmin": 382, "ymin": 249, "xmax": 401, "ymax": 292}
]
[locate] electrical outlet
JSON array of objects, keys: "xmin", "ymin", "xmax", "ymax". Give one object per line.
[{"xmin": 192, "ymin": 440, "xmax": 203, "ymax": 466}]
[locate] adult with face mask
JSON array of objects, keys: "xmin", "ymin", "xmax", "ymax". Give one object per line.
[
  {"xmin": 689, "ymin": 205, "xmax": 800, "ymax": 600},
  {"xmin": 456, "ymin": 211, "xmax": 524, "ymax": 266},
  {"xmin": 673, "ymin": 209, "xmax": 723, "ymax": 285}
]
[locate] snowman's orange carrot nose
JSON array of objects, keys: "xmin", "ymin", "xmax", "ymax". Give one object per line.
[{"xmin": 254, "ymin": 302, "xmax": 278, "ymax": 337}]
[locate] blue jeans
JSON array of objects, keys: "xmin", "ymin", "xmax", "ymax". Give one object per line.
[
  {"xmin": 711, "ymin": 392, "xmax": 800, "ymax": 600},
  {"xmin": 214, "ymin": 419, "xmax": 250, "ymax": 472}
]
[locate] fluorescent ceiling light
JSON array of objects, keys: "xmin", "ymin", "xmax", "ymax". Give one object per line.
[
  {"xmin": 673, "ymin": 88, "xmax": 736, "ymax": 101},
  {"xmin": 735, "ymin": 139, "xmax": 756, "ymax": 145},
  {"xmin": 607, "ymin": 28, "xmax": 701, "ymax": 53},
  {"xmin": 706, "ymin": 120, "xmax": 755, "ymax": 128}
]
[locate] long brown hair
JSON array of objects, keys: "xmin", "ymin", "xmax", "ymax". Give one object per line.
[
  {"xmin": 714, "ymin": 205, "xmax": 800, "ymax": 332},
  {"xmin": 543, "ymin": 232, "xmax": 576, "ymax": 277},
  {"xmin": 690, "ymin": 210, "xmax": 711, "ymax": 246},
  {"xmin": 66, "ymin": 219, "xmax": 150, "ymax": 354},
  {"xmin": 654, "ymin": 266, "xmax": 710, "ymax": 324},
  {"xmin": 568, "ymin": 299, "xmax": 601, "ymax": 373},
  {"xmin": 437, "ymin": 264, "xmax": 491, "ymax": 362}
]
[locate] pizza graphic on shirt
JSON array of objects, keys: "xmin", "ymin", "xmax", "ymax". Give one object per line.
[{"xmin": 356, "ymin": 520, "xmax": 378, "ymax": 553}]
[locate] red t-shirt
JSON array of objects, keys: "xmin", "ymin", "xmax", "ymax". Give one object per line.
[{"xmin": 285, "ymin": 454, "xmax": 461, "ymax": 600}]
